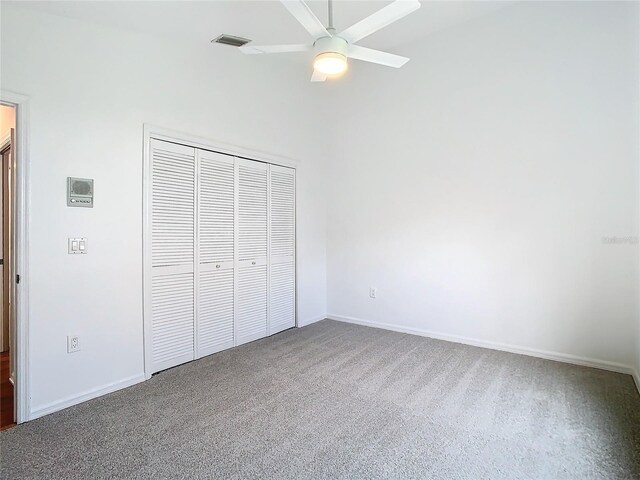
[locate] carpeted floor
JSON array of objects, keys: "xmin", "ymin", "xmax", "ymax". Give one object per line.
[{"xmin": 1, "ymin": 319, "xmax": 639, "ymax": 479}]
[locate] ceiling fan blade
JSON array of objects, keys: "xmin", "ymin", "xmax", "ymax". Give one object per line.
[
  {"xmin": 339, "ymin": 0, "xmax": 421, "ymax": 44},
  {"xmin": 348, "ymin": 45, "xmax": 409, "ymax": 68},
  {"xmin": 239, "ymin": 44, "xmax": 311, "ymax": 54},
  {"xmin": 311, "ymin": 70, "xmax": 327, "ymax": 82},
  {"xmin": 281, "ymin": 0, "xmax": 331, "ymax": 39}
]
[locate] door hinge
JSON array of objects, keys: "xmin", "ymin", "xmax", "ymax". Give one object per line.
[{"xmin": 16, "ymin": 274, "xmax": 20, "ymax": 284}]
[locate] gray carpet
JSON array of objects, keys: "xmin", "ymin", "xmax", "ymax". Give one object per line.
[{"xmin": 1, "ymin": 320, "xmax": 639, "ymax": 479}]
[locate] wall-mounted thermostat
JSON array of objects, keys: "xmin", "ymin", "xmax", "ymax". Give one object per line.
[{"xmin": 67, "ymin": 177, "xmax": 94, "ymax": 207}]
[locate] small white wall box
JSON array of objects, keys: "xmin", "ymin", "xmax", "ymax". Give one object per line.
[{"xmin": 67, "ymin": 177, "xmax": 94, "ymax": 207}]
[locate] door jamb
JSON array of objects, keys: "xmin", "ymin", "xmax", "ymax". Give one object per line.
[{"xmin": 1, "ymin": 90, "xmax": 30, "ymax": 423}]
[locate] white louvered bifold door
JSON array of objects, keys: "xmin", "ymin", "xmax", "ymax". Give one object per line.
[
  {"xmin": 269, "ymin": 165, "xmax": 296, "ymax": 334},
  {"xmin": 148, "ymin": 139, "xmax": 195, "ymax": 374},
  {"xmin": 235, "ymin": 158, "xmax": 268, "ymax": 345},
  {"xmin": 145, "ymin": 139, "xmax": 296, "ymax": 376},
  {"xmin": 196, "ymin": 150, "xmax": 235, "ymax": 358}
]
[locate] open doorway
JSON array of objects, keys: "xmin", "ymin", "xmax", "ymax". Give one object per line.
[{"xmin": 0, "ymin": 103, "xmax": 16, "ymax": 429}]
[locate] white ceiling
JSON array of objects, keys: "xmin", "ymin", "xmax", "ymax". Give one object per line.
[{"xmin": 7, "ymin": 1, "xmax": 513, "ymax": 53}]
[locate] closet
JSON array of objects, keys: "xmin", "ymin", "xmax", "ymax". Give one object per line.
[{"xmin": 145, "ymin": 139, "xmax": 295, "ymax": 375}]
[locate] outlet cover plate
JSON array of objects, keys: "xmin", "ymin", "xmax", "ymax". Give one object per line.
[{"xmin": 67, "ymin": 335, "xmax": 80, "ymax": 353}]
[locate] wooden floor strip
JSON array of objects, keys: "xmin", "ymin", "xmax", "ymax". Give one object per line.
[{"xmin": 0, "ymin": 350, "xmax": 15, "ymax": 429}]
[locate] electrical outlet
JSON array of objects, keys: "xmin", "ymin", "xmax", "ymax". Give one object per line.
[
  {"xmin": 67, "ymin": 335, "xmax": 80, "ymax": 353},
  {"xmin": 369, "ymin": 287, "xmax": 377, "ymax": 299}
]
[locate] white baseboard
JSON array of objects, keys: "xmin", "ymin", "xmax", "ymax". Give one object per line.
[
  {"xmin": 297, "ymin": 314, "xmax": 327, "ymax": 328},
  {"xmin": 24, "ymin": 319, "xmax": 639, "ymax": 421},
  {"xmin": 29, "ymin": 373, "xmax": 146, "ymax": 421},
  {"xmin": 328, "ymin": 314, "xmax": 636, "ymax": 377}
]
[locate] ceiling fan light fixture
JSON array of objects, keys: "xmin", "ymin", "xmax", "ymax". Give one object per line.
[
  {"xmin": 313, "ymin": 52, "xmax": 348, "ymax": 75},
  {"xmin": 239, "ymin": 0, "xmax": 420, "ymax": 82}
]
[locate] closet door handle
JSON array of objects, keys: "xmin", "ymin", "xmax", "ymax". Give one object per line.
[
  {"xmin": 251, "ymin": 261, "xmax": 256, "ymax": 265},
  {"xmin": 216, "ymin": 264, "xmax": 221, "ymax": 268}
]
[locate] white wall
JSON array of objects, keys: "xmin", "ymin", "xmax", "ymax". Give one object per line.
[
  {"xmin": 636, "ymin": 1, "xmax": 640, "ymax": 388},
  {"xmin": 0, "ymin": 6, "xmax": 328, "ymax": 418},
  {"xmin": 1, "ymin": 0, "xmax": 639, "ymax": 419},
  {"xmin": 327, "ymin": 1, "xmax": 640, "ymax": 371}
]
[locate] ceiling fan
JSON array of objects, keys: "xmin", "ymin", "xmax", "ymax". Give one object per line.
[{"xmin": 239, "ymin": 0, "xmax": 421, "ymax": 82}]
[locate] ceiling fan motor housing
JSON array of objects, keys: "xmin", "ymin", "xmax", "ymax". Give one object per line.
[{"xmin": 314, "ymin": 35, "xmax": 348, "ymax": 57}]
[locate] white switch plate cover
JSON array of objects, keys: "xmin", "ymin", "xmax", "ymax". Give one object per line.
[
  {"xmin": 369, "ymin": 287, "xmax": 377, "ymax": 298},
  {"xmin": 67, "ymin": 335, "xmax": 80, "ymax": 353},
  {"xmin": 68, "ymin": 237, "xmax": 87, "ymax": 254}
]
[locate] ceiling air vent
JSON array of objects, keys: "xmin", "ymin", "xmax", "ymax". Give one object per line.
[{"xmin": 211, "ymin": 34, "xmax": 251, "ymax": 47}]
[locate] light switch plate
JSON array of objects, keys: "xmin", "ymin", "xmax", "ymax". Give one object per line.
[{"xmin": 68, "ymin": 237, "xmax": 88, "ymax": 254}]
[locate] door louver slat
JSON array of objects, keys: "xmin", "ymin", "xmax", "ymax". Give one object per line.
[
  {"xmin": 236, "ymin": 159, "xmax": 268, "ymax": 345},
  {"xmin": 151, "ymin": 142, "xmax": 195, "ymax": 268},
  {"xmin": 199, "ymin": 154, "xmax": 234, "ymax": 264},
  {"xmin": 269, "ymin": 165, "xmax": 296, "ymax": 334},
  {"xmin": 148, "ymin": 140, "xmax": 196, "ymax": 374},
  {"xmin": 198, "ymin": 269, "xmax": 234, "ymax": 356},
  {"xmin": 238, "ymin": 164, "xmax": 267, "ymax": 261},
  {"xmin": 197, "ymin": 151, "xmax": 235, "ymax": 358},
  {"xmin": 237, "ymin": 265, "xmax": 268, "ymax": 342},
  {"xmin": 151, "ymin": 272, "xmax": 194, "ymax": 366},
  {"xmin": 270, "ymin": 262, "xmax": 295, "ymax": 334}
]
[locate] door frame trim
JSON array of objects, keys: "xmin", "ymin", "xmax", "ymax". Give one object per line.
[
  {"xmin": 1, "ymin": 90, "xmax": 31, "ymax": 423},
  {"xmin": 143, "ymin": 124, "xmax": 299, "ymax": 169},
  {"xmin": 142, "ymin": 124, "xmax": 298, "ymax": 380}
]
